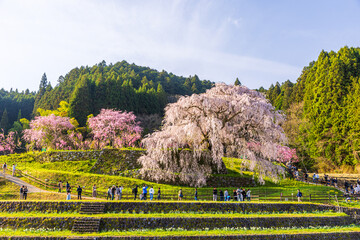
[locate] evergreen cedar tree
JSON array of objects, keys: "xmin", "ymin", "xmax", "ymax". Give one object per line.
[
  {"xmin": 33, "ymin": 60, "xmax": 214, "ymax": 126},
  {"xmin": 139, "ymin": 83, "xmax": 294, "ymax": 187},
  {"xmin": 265, "ymin": 46, "xmax": 360, "ymax": 169}
]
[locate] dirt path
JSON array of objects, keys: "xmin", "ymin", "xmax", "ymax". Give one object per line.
[
  {"xmin": 0, "ymin": 172, "xmax": 102, "ymax": 200},
  {"xmin": 0, "ymin": 172, "xmax": 46, "ymax": 193}
]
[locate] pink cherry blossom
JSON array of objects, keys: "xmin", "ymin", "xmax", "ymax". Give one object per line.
[
  {"xmin": 87, "ymin": 109, "xmax": 142, "ymax": 149},
  {"xmin": 139, "ymin": 83, "xmax": 288, "ymax": 186}
]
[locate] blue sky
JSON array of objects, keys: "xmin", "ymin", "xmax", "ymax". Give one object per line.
[{"xmin": 0, "ymin": 0, "xmax": 360, "ymax": 91}]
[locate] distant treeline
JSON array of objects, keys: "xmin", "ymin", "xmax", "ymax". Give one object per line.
[{"xmin": 0, "ymin": 60, "xmax": 214, "ymax": 132}]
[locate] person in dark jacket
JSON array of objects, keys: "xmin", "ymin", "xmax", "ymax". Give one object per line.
[
  {"xmin": 23, "ymin": 186, "xmax": 28, "ymax": 200},
  {"xmin": 219, "ymin": 189, "xmax": 224, "ymax": 201},
  {"xmin": 157, "ymin": 188, "xmax": 161, "ymax": 200},
  {"xmin": 194, "ymin": 188, "xmax": 198, "ymax": 201},
  {"xmin": 345, "ymin": 181, "xmax": 349, "ymax": 193},
  {"xmin": 296, "ymin": 189, "xmax": 302, "ymax": 202},
  {"xmin": 77, "ymin": 186, "xmax": 82, "ymax": 200},
  {"xmin": 132, "ymin": 185, "xmax": 138, "ymax": 200}
]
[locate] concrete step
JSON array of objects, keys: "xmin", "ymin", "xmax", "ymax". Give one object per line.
[
  {"xmin": 71, "ymin": 218, "xmax": 101, "ymax": 233},
  {"xmin": 79, "ymin": 203, "xmax": 105, "ymax": 215}
]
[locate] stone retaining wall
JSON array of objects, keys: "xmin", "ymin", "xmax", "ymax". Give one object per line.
[
  {"xmin": 103, "ymin": 202, "xmax": 339, "ymax": 213},
  {"xmin": 99, "ymin": 216, "xmax": 354, "ymax": 231},
  {"xmin": 1, "ymin": 232, "xmax": 360, "ymax": 240},
  {"xmin": 0, "ymin": 217, "xmax": 75, "ymax": 230},
  {"xmin": 0, "ymin": 201, "xmax": 344, "ymax": 214},
  {"xmin": 0, "ymin": 201, "xmax": 81, "ymax": 213}
]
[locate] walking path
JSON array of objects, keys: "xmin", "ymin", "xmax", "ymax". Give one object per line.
[
  {"xmin": 0, "ymin": 172, "xmax": 102, "ymax": 200},
  {"xmin": 0, "ymin": 172, "xmax": 46, "ymax": 193}
]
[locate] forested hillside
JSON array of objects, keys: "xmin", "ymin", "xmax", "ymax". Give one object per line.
[
  {"xmin": 0, "ymin": 89, "xmax": 35, "ymax": 134},
  {"xmin": 34, "ymin": 60, "xmax": 214, "ymax": 126},
  {"xmin": 264, "ymin": 46, "xmax": 360, "ymax": 171}
]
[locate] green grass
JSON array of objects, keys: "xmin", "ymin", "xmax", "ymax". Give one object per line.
[
  {"xmin": 0, "ymin": 225, "xmax": 360, "ymax": 237},
  {"xmin": 0, "ymin": 211, "xmax": 346, "ymax": 218},
  {"xmin": 0, "ymin": 150, "xmax": 344, "ymax": 204}
]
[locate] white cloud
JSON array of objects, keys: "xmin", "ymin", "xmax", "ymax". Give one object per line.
[{"xmin": 0, "ymin": 0, "xmax": 301, "ymax": 91}]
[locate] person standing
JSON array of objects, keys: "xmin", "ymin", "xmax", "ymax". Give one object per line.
[
  {"xmin": 233, "ymin": 189, "xmax": 237, "ymax": 201},
  {"xmin": 194, "ymin": 188, "xmax": 198, "ymax": 201},
  {"xmin": 345, "ymin": 180, "xmax": 350, "ymax": 193},
  {"xmin": 219, "ymin": 189, "xmax": 224, "ymax": 201},
  {"xmin": 142, "ymin": 185, "xmax": 148, "ymax": 200},
  {"xmin": 106, "ymin": 186, "xmax": 112, "ymax": 200},
  {"xmin": 132, "ymin": 185, "xmax": 138, "ymax": 200},
  {"xmin": 178, "ymin": 189, "xmax": 183, "ymax": 200},
  {"xmin": 66, "ymin": 192, "xmax": 71, "ymax": 200},
  {"xmin": 237, "ymin": 188, "xmax": 242, "ymax": 201},
  {"xmin": 23, "ymin": 186, "xmax": 28, "ymax": 200},
  {"xmin": 213, "ymin": 188, "xmax": 218, "ymax": 201},
  {"xmin": 334, "ymin": 178, "xmax": 338, "ymax": 188},
  {"xmin": 58, "ymin": 180, "xmax": 63, "ymax": 193},
  {"xmin": 149, "ymin": 186, "xmax": 154, "ymax": 200},
  {"xmin": 118, "ymin": 186, "xmax": 123, "ymax": 200},
  {"xmin": 111, "ymin": 185, "xmax": 116, "ymax": 200},
  {"xmin": 246, "ymin": 189, "xmax": 251, "ymax": 201},
  {"xmin": 12, "ymin": 164, "xmax": 16, "ymax": 177},
  {"xmin": 157, "ymin": 187, "xmax": 161, "ymax": 200},
  {"xmin": 296, "ymin": 189, "xmax": 302, "ymax": 202},
  {"xmin": 77, "ymin": 186, "xmax": 82, "ymax": 200},
  {"xmin": 20, "ymin": 186, "xmax": 24, "ymax": 200},
  {"xmin": 242, "ymin": 188, "xmax": 246, "ymax": 201},
  {"xmin": 2, "ymin": 162, "xmax": 7, "ymax": 176},
  {"xmin": 115, "ymin": 186, "xmax": 120, "ymax": 200},
  {"xmin": 224, "ymin": 190, "xmax": 229, "ymax": 201},
  {"xmin": 92, "ymin": 184, "xmax": 97, "ymax": 198},
  {"xmin": 66, "ymin": 182, "xmax": 70, "ymax": 192}
]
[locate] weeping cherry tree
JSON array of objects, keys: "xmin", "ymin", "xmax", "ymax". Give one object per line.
[{"xmin": 139, "ymin": 83, "xmax": 288, "ymax": 186}]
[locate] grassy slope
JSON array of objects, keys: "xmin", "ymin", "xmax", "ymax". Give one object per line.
[
  {"xmin": 0, "ymin": 226, "xmax": 359, "ymax": 237},
  {"xmin": 0, "ymin": 151, "xmax": 344, "ymax": 202},
  {"xmin": 0, "ymin": 212, "xmax": 346, "ymax": 218}
]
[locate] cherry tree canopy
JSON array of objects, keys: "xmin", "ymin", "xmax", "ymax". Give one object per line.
[
  {"xmin": 139, "ymin": 83, "xmax": 288, "ymax": 186},
  {"xmin": 0, "ymin": 131, "xmax": 18, "ymax": 154},
  {"xmin": 87, "ymin": 109, "xmax": 142, "ymax": 149},
  {"xmin": 23, "ymin": 114, "xmax": 76, "ymax": 150}
]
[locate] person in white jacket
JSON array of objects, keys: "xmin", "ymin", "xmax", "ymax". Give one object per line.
[{"xmin": 149, "ymin": 187, "xmax": 155, "ymax": 200}]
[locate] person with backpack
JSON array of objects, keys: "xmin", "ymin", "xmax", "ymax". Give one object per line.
[
  {"xmin": 178, "ymin": 189, "xmax": 183, "ymax": 200},
  {"xmin": 23, "ymin": 186, "xmax": 28, "ymax": 200},
  {"xmin": 224, "ymin": 190, "xmax": 229, "ymax": 201},
  {"xmin": 296, "ymin": 189, "xmax": 302, "ymax": 202}
]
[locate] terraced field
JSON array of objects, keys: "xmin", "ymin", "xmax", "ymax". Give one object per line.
[{"xmin": 0, "ymin": 201, "xmax": 359, "ymax": 239}]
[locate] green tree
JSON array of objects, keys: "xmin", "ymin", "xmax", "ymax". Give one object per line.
[{"xmin": 0, "ymin": 109, "xmax": 9, "ymax": 133}]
